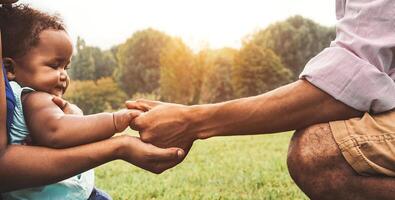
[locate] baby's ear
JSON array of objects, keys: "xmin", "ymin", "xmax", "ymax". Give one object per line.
[{"xmin": 3, "ymin": 57, "xmax": 16, "ymax": 80}]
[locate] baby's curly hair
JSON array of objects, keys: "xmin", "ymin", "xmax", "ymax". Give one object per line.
[{"xmin": 0, "ymin": 4, "xmax": 66, "ymax": 59}]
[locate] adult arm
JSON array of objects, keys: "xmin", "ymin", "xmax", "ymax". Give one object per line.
[
  {"xmin": 0, "ymin": 0, "xmax": 18, "ymax": 148},
  {"xmin": 1, "ymin": 58, "xmax": 183, "ymax": 192},
  {"xmin": 0, "ymin": 29, "xmax": 7, "ymax": 152},
  {"xmin": 23, "ymin": 91, "xmax": 140, "ymax": 148},
  {"xmin": 300, "ymin": 0, "xmax": 395, "ymax": 113},
  {"xmin": 127, "ymin": 80, "xmax": 363, "ymax": 150},
  {"xmin": 0, "ymin": 135, "xmax": 183, "ymax": 192},
  {"xmin": 127, "ymin": 0, "xmax": 395, "ymax": 150}
]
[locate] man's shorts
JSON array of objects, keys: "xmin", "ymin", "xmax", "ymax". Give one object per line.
[{"xmin": 330, "ymin": 109, "xmax": 395, "ymax": 176}]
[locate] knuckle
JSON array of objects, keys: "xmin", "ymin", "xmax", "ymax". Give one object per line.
[
  {"xmin": 140, "ymin": 132, "xmax": 153, "ymax": 142},
  {"xmin": 133, "ymin": 117, "xmax": 145, "ymax": 128}
]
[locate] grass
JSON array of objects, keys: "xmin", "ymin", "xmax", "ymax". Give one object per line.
[{"xmin": 95, "ymin": 131, "xmax": 308, "ymax": 200}]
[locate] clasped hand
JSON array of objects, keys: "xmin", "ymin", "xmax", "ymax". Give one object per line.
[
  {"xmin": 126, "ymin": 100, "xmax": 197, "ymax": 153},
  {"xmin": 51, "ymin": 97, "xmax": 187, "ymax": 174}
]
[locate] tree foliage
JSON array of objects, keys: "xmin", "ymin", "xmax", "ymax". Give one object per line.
[
  {"xmin": 66, "ymin": 16, "xmax": 334, "ymax": 106},
  {"xmin": 69, "ymin": 37, "xmax": 95, "ymax": 80},
  {"xmin": 252, "ymin": 15, "xmax": 335, "ymax": 79},
  {"xmin": 233, "ymin": 42, "xmax": 293, "ymax": 98},
  {"xmin": 69, "ymin": 37, "xmax": 117, "ymax": 81},
  {"xmin": 64, "ymin": 77, "xmax": 127, "ymax": 114},
  {"xmin": 116, "ymin": 28, "xmax": 172, "ymax": 97},
  {"xmin": 159, "ymin": 38, "xmax": 197, "ymax": 104},
  {"xmin": 200, "ymin": 48, "xmax": 237, "ymax": 103}
]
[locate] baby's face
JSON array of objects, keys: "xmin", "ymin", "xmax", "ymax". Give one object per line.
[{"xmin": 12, "ymin": 29, "xmax": 73, "ymax": 97}]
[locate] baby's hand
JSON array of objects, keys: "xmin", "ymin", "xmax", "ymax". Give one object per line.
[
  {"xmin": 52, "ymin": 96, "xmax": 83, "ymax": 115},
  {"xmin": 113, "ymin": 109, "xmax": 143, "ymax": 133}
]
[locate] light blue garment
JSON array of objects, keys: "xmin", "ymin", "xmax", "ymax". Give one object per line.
[{"xmin": 2, "ymin": 81, "xmax": 94, "ymax": 200}]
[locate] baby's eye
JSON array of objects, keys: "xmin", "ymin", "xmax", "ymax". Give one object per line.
[
  {"xmin": 48, "ymin": 63, "xmax": 60, "ymax": 68},
  {"xmin": 65, "ymin": 65, "xmax": 71, "ymax": 70}
]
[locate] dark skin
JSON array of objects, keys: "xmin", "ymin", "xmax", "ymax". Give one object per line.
[
  {"xmin": 6, "ymin": 29, "xmax": 139, "ymax": 148},
  {"xmin": 0, "ymin": 0, "xmax": 16, "ymax": 4},
  {"xmin": 126, "ymin": 80, "xmax": 363, "ymax": 152},
  {"xmin": 288, "ymin": 123, "xmax": 395, "ymax": 200},
  {"xmin": 126, "ymin": 81, "xmax": 373, "ymax": 200},
  {"xmin": 0, "ymin": 12, "xmax": 184, "ymax": 192}
]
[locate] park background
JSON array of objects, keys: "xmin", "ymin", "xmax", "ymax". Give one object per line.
[{"xmin": 22, "ymin": 1, "xmax": 337, "ymax": 199}]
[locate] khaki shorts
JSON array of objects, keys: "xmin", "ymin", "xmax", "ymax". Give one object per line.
[{"xmin": 330, "ymin": 109, "xmax": 395, "ymax": 176}]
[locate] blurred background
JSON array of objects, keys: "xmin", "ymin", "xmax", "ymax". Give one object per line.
[
  {"xmin": 20, "ymin": 0, "xmax": 336, "ymax": 114},
  {"xmin": 18, "ymin": 1, "xmax": 337, "ymax": 199}
]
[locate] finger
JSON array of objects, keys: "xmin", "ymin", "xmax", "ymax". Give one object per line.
[
  {"xmin": 136, "ymin": 99, "xmax": 161, "ymax": 107},
  {"xmin": 126, "ymin": 99, "xmax": 161, "ymax": 111},
  {"xmin": 129, "ymin": 120, "xmax": 140, "ymax": 131},
  {"xmin": 148, "ymin": 146, "xmax": 185, "ymax": 162},
  {"xmin": 128, "ymin": 109, "xmax": 144, "ymax": 119},
  {"xmin": 52, "ymin": 96, "xmax": 68, "ymax": 109},
  {"xmin": 129, "ymin": 113, "xmax": 145, "ymax": 131},
  {"xmin": 125, "ymin": 101, "xmax": 151, "ymax": 112}
]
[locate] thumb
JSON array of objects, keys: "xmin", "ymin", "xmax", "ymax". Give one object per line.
[
  {"xmin": 149, "ymin": 146, "xmax": 185, "ymax": 162},
  {"xmin": 128, "ymin": 109, "xmax": 144, "ymax": 119},
  {"xmin": 52, "ymin": 96, "xmax": 67, "ymax": 110},
  {"xmin": 136, "ymin": 99, "xmax": 161, "ymax": 107},
  {"xmin": 125, "ymin": 99, "xmax": 161, "ymax": 111}
]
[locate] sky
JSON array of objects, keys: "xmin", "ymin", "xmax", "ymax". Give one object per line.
[{"xmin": 19, "ymin": 0, "xmax": 337, "ymax": 51}]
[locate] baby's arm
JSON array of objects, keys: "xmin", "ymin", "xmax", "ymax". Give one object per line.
[{"xmin": 22, "ymin": 91, "xmax": 139, "ymax": 148}]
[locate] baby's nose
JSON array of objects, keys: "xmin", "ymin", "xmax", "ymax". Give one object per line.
[{"xmin": 60, "ymin": 73, "xmax": 68, "ymax": 81}]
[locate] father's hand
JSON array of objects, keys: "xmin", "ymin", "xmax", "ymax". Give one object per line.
[{"xmin": 126, "ymin": 99, "xmax": 197, "ymax": 155}]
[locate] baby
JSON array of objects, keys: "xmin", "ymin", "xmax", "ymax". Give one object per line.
[{"xmin": 0, "ymin": 4, "xmax": 165, "ymax": 200}]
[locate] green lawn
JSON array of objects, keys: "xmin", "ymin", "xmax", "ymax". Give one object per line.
[{"xmin": 95, "ymin": 131, "xmax": 308, "ymax": 200}]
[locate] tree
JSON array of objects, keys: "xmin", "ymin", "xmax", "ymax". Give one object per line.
[
  {"xmin": 159, "ymin": 38, "xmax": 196, "ymax": 104},
  {"xmin": 252, "ymin": 15, "xmax": 335, "ymax": 79},
  {"xmin": 232, "ymin": 42, "xmax": 293, "ymax": 98},
  {"xmin": 93, "ymin": 49, "xmax": 117, "ymax": 80},
  {"xmin": 69, "ymin": 37, "xmax": 95, "ymax": 80},
  {"xmin": 69, "ymin": 37, "xmax": 117, "ymax": 81},
  {"xmin": 64, "ymin": 77, "xmax": 127, "ymax": 114},
  {"xmin": 116, "ymin": 28, "xmax": 172, "ymax": 97},
  {"xmin": 200, "ymin": 48, "xmax": 237, "ymax": 103}
]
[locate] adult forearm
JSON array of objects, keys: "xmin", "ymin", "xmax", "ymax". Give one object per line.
[
  {"xmin": 0, "ymin": 136, "xmax": 124, "ymax": 192},
  {"xmin": 191, "ymin": 80, "xmax": 363, "ymax": 139},
  {"xmin": 0, "ymin": 30, "xmax": 7, "ymax": 151}
]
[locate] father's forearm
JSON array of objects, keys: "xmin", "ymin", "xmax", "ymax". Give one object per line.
[
  {"xmin": 191, "ymin": 80, "xmax": 363, "ymax": 139},
  {"xmin": 0, "ymin": 136, "xmax": 124, "ymax": 192},
  {"xmin": 0, "ymin": 30, "xmax": 7, "ymax": 151}
]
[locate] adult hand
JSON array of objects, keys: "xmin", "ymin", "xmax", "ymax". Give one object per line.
[
  {"xmin": 117, "ymin": 135, "xmax": 185, "ymax": 174},
  {"xmin": 52, "ymin": 96, "xmax": 83, "ymax": 116},
  {"xmin": 126, "ymin": 99, "xmax": 197, "ymax": 155},
  {"xmin": 113, "ymin": 109, "xmax": 143, "ymax": 133}
]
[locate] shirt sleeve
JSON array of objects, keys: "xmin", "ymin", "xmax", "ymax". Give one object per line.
[{"xmin": 299, "ymin": 0, "xmax": 395, "ymax": 113}]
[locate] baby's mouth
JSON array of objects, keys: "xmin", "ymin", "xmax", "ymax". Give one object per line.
[{"xmin": 55, "ymin": 85, "xmax": 66, "ymax": 94}]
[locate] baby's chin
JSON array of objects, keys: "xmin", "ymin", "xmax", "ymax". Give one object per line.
[{"xmin": 50, "ymin": 88, "xmax": 66, "ymax": 97}]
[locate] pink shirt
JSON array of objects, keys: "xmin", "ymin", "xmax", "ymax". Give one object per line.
[{"xmin": 300, "ymin": 0, "xmax": 395, "ymax": 113}]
